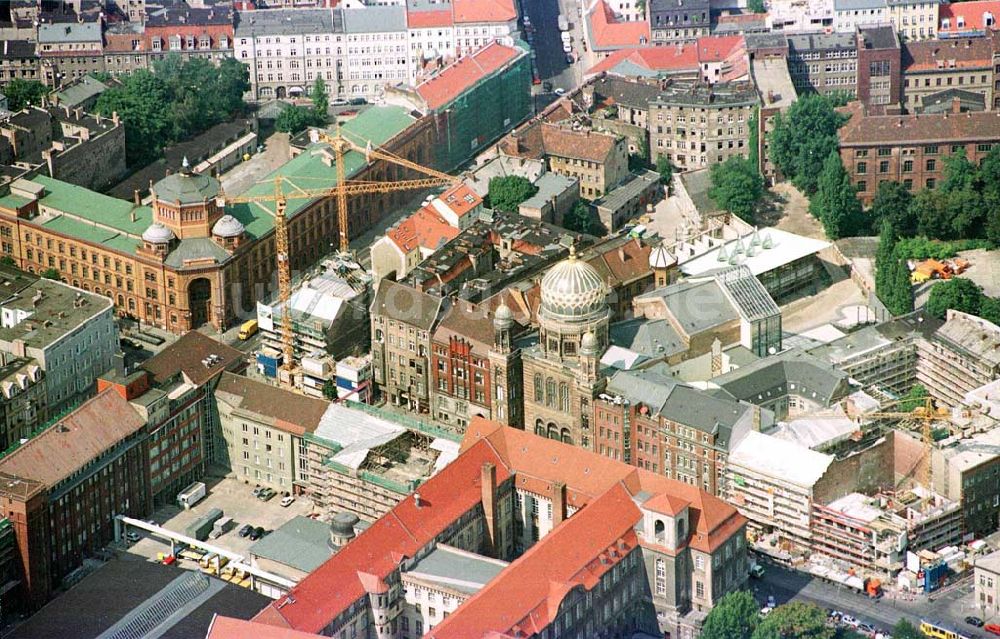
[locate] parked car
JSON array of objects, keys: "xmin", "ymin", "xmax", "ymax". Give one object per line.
[
  {"xmin": 562, "ymin": 42, "xmax": 572, "ymax": 53},
  {"xmin": 566, "ymin": 54, "xmax": 575, "ymax": 64},
  {"xmin": 759, "ymin": 607, "xmax": 773, "ymax": 618},
  {"xmin": 841, "ymin": 615, "xmax": 859, "ymax": 628},
  {"xmin": 985, "ymin": 623, "xmax": 1000, "ymax": 636},
  {"xmin": 258, "ymin": 488, "xmax": 276, "ymax": 501},
  {"xmin": 238, "ymin": 524, "xmax": 253, "ymax": 538},
  {"xmin": 249, "ymin": 526, "xmax": 266, "ymax": 540},
  {"xmin": 858, "ymin": 622, "xmax": 876, "ymax": 635},
  {"xmin": 968, "ymin": 617, "xmax": 986, "ymax": 627},
  {"xmin": 348, "ymin": 97, "xmax": 367, "ymax": 105},
  {"xmin": 252, "ymin": 485, "xmax": 264, "ymax": 497},
  {"xmin": 554, "ymin": 87, "xmax": 565, "ymax": 96},
  {"xmin": 126, "ymin": 531, "xmax": 141, "ymax": 543},
  {"xmin": 766, "ymin": 595, "xmax": 776, "ymax": 609},
  {"xmin": 280, "ymin": 496, "xmax": 295, "ymax": 507},
  {"xmin": 332, "ymin": 98, "xmax": 349, "ymax": 107}
]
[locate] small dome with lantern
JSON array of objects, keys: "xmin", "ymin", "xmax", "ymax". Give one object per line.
[
  {"xmin": 212, "ymin": 215, "xmax": 245, "ymax": 238},
  {"xmin": 494, "ymin": 302, "xmax": 514, "ymax": 330},
  {"xmin": 141, "ymin": 222, "xmax": 175, "ymax": 245},
  {"xmin": 539, "ymin": 246, "xmax": 608, "ymax": 322}
]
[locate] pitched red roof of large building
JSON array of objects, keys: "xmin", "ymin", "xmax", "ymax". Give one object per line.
[
  {"xmin": 207, "ymin": 616, "xmax": 321, "ymax": 639},
  {"xmin": 697, "ymin": 35, "xmax": 745, "ymax": 62},
  {"xmin": 385, "ymin": 204, "xmax": 459, "ymax": 253},
  {"xmin": 453, "ymin": 0, "xmax": 517, "ymax": 23},
  {"xmin": 938, "ymin": 0, "xmax": 1000, "ymax": 33},
  {"xmin": 407, "ymin": 8, "xmax": 453, "ymax": 28},
  {"xmin": 585, "ymin": 35, "xmax": 745, "ymax": 77},
  {"xmin": 416, "ymin": 41, "xmax": 522, "ymax": 110},
  {"xmin": 251, "ymin": 440, "xmax": 511, "ymax": 634},
  {"xmin": 903, "ymin": 37, "xmax": 993, "ymax": 72},
  {"xmin": 425, "ymin": 484, "xmax": 640, "ymax": 639},
  {"xmin": 588, "ymin": 0, "xmax": 651, "ymax": 50},
  {"xmin": 838, "ymin": 101, "xmax": 1000, "ymax": 145}
]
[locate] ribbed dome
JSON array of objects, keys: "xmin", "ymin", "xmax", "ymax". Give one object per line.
[
  {"xmin": 141, "ymin": 222, "xmax": 174, "ymax": 244},
  {"xmin": 153, "ymin": 170, "xmax": 221, "ymax": 205},
  {"xmin": 540, "ymin": 247, "xmax": 607, "ymax": 321},
  {"xmin": 212, "ymin": 214, "xmax": 245, "ymax": 238},
  {"xmin": 330, "ymin": 511, "xmax": 360, "ymax": 536},
  {"xmin": 580, "ymin": 330, "xmax": 599, "ymax": 355},
  {"xmin": 649, "ymin": 243, "xmax": 676, "ymax": 269},
  {"xmin": 494, "ymin": 302, "xmax": 514, "ymax": 329}
]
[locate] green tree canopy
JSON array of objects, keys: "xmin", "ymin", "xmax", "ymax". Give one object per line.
[
  {"xmin": 810, "ymin": 151, "xmax": 863, "ymax": 239},
  {"xmin": 4, "ymin": 79, "xmax": 48, "ymax": 111},
  {"xmin": 892, "ymin": 619, "xmax": 922, "ymax": 639},
  {"xmin": 748, "ymin": 107, "xmax": 760, "ymax": 176},
  {"xmin": 488, "ymin": 176, "xmax": 538, "ymax": 212},
  {"xmin": 275, "ymin": 106, "xmax": 317, "ymax": 134},
  {"xmin": 886, "ymin": 251, "xmax": 914, "ymax": 316},
  {"xmin": 708, "ymin": 156, "xmax": 764, "ymax": 223},
  {"xmin": 941, "ymin": 148, "xmax": 978, "ymax": 194},
  {"xmin": 748, "ymin": 0, "xmax": 766, "ymax": 12},
  {"xmin": 40, "ymin": 268, "xmax": 60, "ymax": 280},
  {"xmin": 312, "ymin": 76, "xmax": 329, "ymax": 124},
  {"xmin": 94, "ymin": 70, "xmax": 173, "ymax": 167},
  {"xmin": 875, "ymin": 219, "xmax": 897, "ymax": 298},
  {"xmin": 898, "ymin": 384, "xmax": 929, "ymax": 411},
  {"xmin": 656, "ymin": 155, "xmax": 673, "ymax": 186},
  {"xmin": 767, "ymin": 94, "xmax": 847, "ymax": 194},
  {"xmin": 562, "ymin": 200, "xmax": 602, "ymax": 235},
  {"xmin": 926, "ymin": 277, "xmax": 988, "ymax": 319},
  {"xmin": 700, "ymin": 591, "xmax": 759, "ymax": 639},
  {"xmin": 751, "ymin": 602, "xmax": 835, "ymax": 639},
  {"xmin": 871, "ymin": 180, "xmax": 915, "ymax": 236}
]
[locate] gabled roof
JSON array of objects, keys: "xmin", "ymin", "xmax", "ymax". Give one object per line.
[
  {"xmin": 586, "ymin": 44, "xmax": 700, "ymax": 77},
  {"xmin": 938, "ymin": 0, "xmax": 1000, "ymax": 33},
  {"xmin": 215, "ymin": 373, "xmax": 329, "ymax": 435},
  {"xmin": 370, "ymin": 279, "xmax": 443, "ymax": 330},
  {"xmin": 452, "ymin": 0, "xmax": 517, "ymax": 23},
  {"xmin": 902, "ymin": 37, "xmax": 992, "ymax": 72},
  {"xmin": 0, "ymin": 390, "xmax": 145, "ymax": 488},
  {"xmin": 415, "ymin": 42, "xmax": 524, "ymax": 110},
  {"xmin": 587, "ymin": 0, "xmax": 651, "ymax": 51},
  {"xmin": 141, "ymin": 330, "xmax": 244, "ymax": 387},
  {"xmin": 207, "ymin": 616, "xmax": 324, "ymax": 639},
  {"xmin": 385, "ymin": 205, "xmax": 459, "ymax": 253},
  {"xmin": 433, "ymin": 299, "xmax": 498, "ymax": 352},
  {"xmin": 499, "ymin": 122, "xmax": 621, "ymax": 164}
]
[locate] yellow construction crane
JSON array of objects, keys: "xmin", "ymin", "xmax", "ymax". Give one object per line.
[
  {"xmin": 226, "ymin": 126, "xmax": 460, "ymax": 374},
  {"xmin": 855, "ymin": 396, "xmax": 950, "ymax": 488}
]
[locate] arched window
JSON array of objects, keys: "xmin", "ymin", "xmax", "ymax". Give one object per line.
[
  {"xmin": 560, "ymin": 428, "xmax": 572, "ymax": 445},
  {"xmin": 677, "ymin": 517, "xmax": 686, "ymax": 541},
  {"xmin": 535, "ymin": 419, "xmax": 545, "ymax": 437},
  {"xmin": 545, "ymin": 377, "xmax": 556, "ymax": 408},
  {"xmin": 547, "ymin": 424, "xmax": 559, "ymax": 440},
  {"xmin": 559, "ymin": 383, "xmax": 569, "ymax": 412},
  {"xmin": 654, "ymin": 519, "xmax": 666, "ymax": 543},
  {"xmin": 533, "ymin": 374, "xmax": 543, "ymax": 403}
]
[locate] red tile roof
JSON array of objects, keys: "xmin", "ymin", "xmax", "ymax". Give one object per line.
[
  {"xmin": 416, "ymin": 41, "xmax": 523, "ymax": 110},
  {"xmin": 407, "ymin": 8, "xmax": 453, "ymax": 28},
  {"xmin": 385, "ymin": 205, "xmax": 459, "ymax": 253},
  {"xmin": 206, "ymin": 616, "xmax": 321, "ymax": 639},
  {"xmin": 588, "ymin": 0, "xmax": 651, "ymax": 50},
  {"xmin": 425, "ymin": 484, "xmax": 640, "ymax": 639},
  {"xmin": 436, "ymin": 182, "xmax": 483, "ymax": 219},
  {"xmin": 838, "ymin": 102, "xmax": 1000, "ymax": 145},
  {"xmin": 698, "ymin": 35, "xmax": 745, "ymax": 62},
  {"xmin": 586, "ymin": 35, "xmax": 744, "ymax": 77},
  {"xmin": 902, "ymin": 37, "xmax": 993, "ymax": 72},
  {"xmin": 252, "ymin": 441, "xmax": 511, "ymax": 634},
  {"xmin": 939, "ymin": 0, "xmax": 1000, "ymax": 33},
  {"xmin": 452, "ymin": 0, "xmax": 517, "ymax": 23}
]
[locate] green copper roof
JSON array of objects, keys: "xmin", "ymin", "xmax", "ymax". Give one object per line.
[
  {"xmin": 40, "ymin": 215, "xmax": 142, "ymax": 255},
  {"xmin": 153, "ymin": 170, "xmax": 222, "ymax": 205},
  {"xmin": 32, "ymin": 175, "xmax": 152, "ymax": 236}
]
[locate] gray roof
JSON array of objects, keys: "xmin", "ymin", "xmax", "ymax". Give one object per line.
[
  {"xmin": 343, "ymin": 6, "xmax": 407, "ymax": 33},
  {"xmin": 38, "ymin": 22, "xmax": 102, "ymax": 44},
  {"xmin": 408, "ymin": 0, "xmax": 454, "ymax": 12},
  {"xmin": 235, "ymin": 8, "xmax": 342, "ymax": 37},
  {"xmin": 405, "ymin": 545, "xmax": 508, "ymax": 595},
  {"xmin": 248, "ymin": 516, "xmax": 333, "ymax": 573},
  {"xmin": 609, "ymin": 318, "xmax": 686, "ymax": 359},
  {"xmin": 153, "ymin": 171, "xmax": 221, "ymax": 205},
  {"xmin": 590, "ymin": 76, "xmax": 661, "ymax": 110},
  {"xmin": 164, "ymin": 238, "xmax": 233, "ymax": 269},
  {"xmin": 834, "ymin": 0, "xmax": 886, "ymax": 11},
  {"xmin": 677, "ymin": 168, "xmax": 720, "ymax": 217},
  {"xmin": 859, "ymin": 25, "xmax": 899, "ymax": 50},
  {"xmin": 520, "ymin": 172, "xmax": 578, "ymax": 210},
  {"xmin": 637, "ymin": 278, "xmax": 738, "ymax": 335},
  {"xmin": 593, "ymin": 170, "xmax": 659, "ymax": 213},
  {"xmin": 652, "ymin": 81, "xmax": 758, "ymax": 108},
  {"xmin": 0, "ymin": 40, "xmax": 35, "ymax": 59},
  {"xmin": 787, "ymin": 32, "xmax": 857, "ymax": 54},
  {"xmin": 51, "ymin": 75, "xmax": 109, "ymax": 108},
  {"xmin": 711, "ymin": 348, "xmax": 851, "ymax": 407},
  {"xmin": 370, "ymin": 280, "xmax": 443, "ymax": 330},
  {"xmin": 920, "ymin": 88, "xmax": 986, "ymax": 114}
]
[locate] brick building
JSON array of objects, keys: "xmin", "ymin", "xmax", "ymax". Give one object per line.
[
  {"xmin": 98, "ymin": 330, "xmax": 246, "ymax": 504},
  {"xmin": 217, "ymin": 418, "xmax": 748, "ymax": 639},
  {"xmin": 838, "ymin": 101, "xmax": 1000, "ymax": 204},
  {"xmin": 0, "ymin": 390, "xmax": 151, "ymax": 609},
  {"xmin": 856, "ymin": 25, "xmax": 903, "ymax": 111},
  {"xmin": 0, "ymin": 106, "xmax": 435, "ymax": 334},
  {"xmin": 901, "ymin": 36, "xmax": 993, "ymax": 111}
]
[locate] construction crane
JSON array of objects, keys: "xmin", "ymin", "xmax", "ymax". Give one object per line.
[
  {"xmin": 854, "ymin": 396, "xmax": 951, "ymax": 489},
  {"xmin": 226, "ymin": 126, "xmax": 460, "ymax": 375}
]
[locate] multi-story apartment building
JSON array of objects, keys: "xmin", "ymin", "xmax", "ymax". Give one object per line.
[
  {"xmin": 931, "ymin": 425, "xmax": 1000, "ymax": 539},
  {"xmin": 342, "ymin": 6, "xmax": 410, "ymax": 97},
  {"xmin": 144, "ymin": 4, "xmax": 234, "ymax": 68},
  {"xmin": 916, "ymin": 310, "xmax": 1000, "ymax": 405},
  {"xmin": 0, "ymin": 354, "xmax": 45, "ymax": 451},
  {"xmin": 857, "ymin": 25, "xmax": 903, "ymax": 110},
  {"xmin": 0, "ymin": 41, "xmax": 40, "ymax": 86},
  {"xmin": 37, "ymin": 22, "xmax": 105, "ymax": 88},
  {"xmin": 975, "ymin": 550, "xmax": 1000, "ymax": 619},
  {"xmin": 649, "ymin": 0, "xmax": 711, "ymax": 41},
  {"xmin": 98, "ymin": 330, "xmax": 246, "ymax": 503},
  {"xmin": 838, "ymin": 101, "xmax": 1000, "ymax": 204},
  {"xmin": 596, "ymin": 366, "xmax": 770, "ymax": 496},
  {"xmin": 901, "ymin": 36, "xmax": 993, "ymax": 111},
  {"xmin": 235, "ymin": 8, "xmax": 343, "ymax": 102},
  {"xmin": 769, "ymin": 0, "xmax": 835, "ymax": 31},
  {"xmin": 787, "ymin": 32, "xmax": 859, "ymax": 97},
  {"xmin": 835, "ymin": 0, "xmax": 889, "ymax": 33},
  {"xmin": 0, "ymin": 390, "xmax": 151, "ymax": 609},
  {"xmin": 431, "ymin": 301, "xmax": 499, "ymax": 430},
  {"xmin": 498, "ymin": 122, "xmax": 629, "ymax": 199},
  {"xmin": 0, "ymin": 105, "xmax": 435, "ymax": 334},
  {"xmin": 887, "ymin": 0, "xmax": 941, "ymax": 40},
  {"xmin": 0, "ymin": 266, "xmax": 115, "ymax": 412},
  {"xmin": 370, "ymin": 279, "xmax": 443, "ymax": 414},
  {"xmin": 227, "ymin": 419, "xmax": 748, "ymax": 639},
  {"xmin": 648, "ymin": 81, "xmax": 758, "ymax": 171},
  {"xmin": 215, "ymin": 372, "xmax": 329, "ymax": 494}
]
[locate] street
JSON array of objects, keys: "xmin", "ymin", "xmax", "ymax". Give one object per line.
[
  {"xmin": 521, "ymin": 0, "xmax": 584, "ymax": 95},
  {"xmin": 751, "ymin": 557, "xmax": 986, "ymax": 635}
]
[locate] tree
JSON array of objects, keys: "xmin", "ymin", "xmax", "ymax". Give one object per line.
[
  {"xmin": 700, "ymin": 591, "xmax": 759, "ymax": 639},
  {"xmin": 0, "ymin": 256, "xmax": 15, "ymax": 267},
  {"xmin": 275, "ymin": 106, "xmax": 316, "ymax": 134},
  {"xmin": 40, "ymin": 268, "xmax": 60, "ymax": 280},
  {"xmin": 322, "ymin": 379, "xmax": 337, "ymax": 400},
  {"xmin": 562, "ymin": 200, "xmax": 601, "ymax": 235},
  {"xmin": 488, "ymin": 176, "xmax": 538, "ymax": 212},
  {"xmin": 4, "ymin": 79, "xmax": 48, "ymax": 111},
  {"xmin": 708, "ymin": 156, "xmax": 763, "ymax": 223},
  {"xmin": 875, "ymin": 220, "xmax": 897, "ymax": 300},
  {"xmin": 911, "ymin": 188, "xmax": 952, "ymax": 239},
  {"xmin": 767, "ymin": 94, "xmax": 847, "ymax": 194},
  {"xmin": 656, "ymin": 155, "xmax": 673, "ymax": 187},
  {"xmin": 941, "ymin": 148, "xmax": 977, "ymax": 194},
  {"xmin": 810, "ymin": 151, "xmax": 862, "ymax": 239},
  {"xmin": 751, "ymin": 602, "xmax": 835, "ymax": 639},
  {"xmin": 925, "ymin": 277, "xmax": 986, "ymax": 319},
  {"xmin": 892, "ymin": 619, "xmax": 922, "ymax": 639},
  {"xmin": 898, "ymin": 384, "xmax": 929, "ymax": 412},
  {"xmin": 747, "ymin": 107, "xmax": 760, "ymax": 177},
  {"xmin": 886, "ymin": 250, "xmax": 914, "ymax": 315},
  {"xmin": 870, "ymin": 180, "xmax": 915, "ymax": 236},
  {"xmin": 311, "ymin": 76, "xmax": 329, "ymax": 124},
  {"xmin": 94, "ymin": 70, "xmax": 173, "ymax": 166},
  {"xmin": 748, "ymin": 0, "xmax": 766, "ymax": 12}
]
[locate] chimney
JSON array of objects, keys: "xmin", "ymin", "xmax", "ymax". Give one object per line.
[
  {"xmin": 752, "ymin": 404, "xmax": 762, "ymax": 431},
  {"xmin": 711, "ymin": 338, "xmax": 722, "ymax": 377},
  {"xmin": 134, "ymin": 189, "xmax": 141, "ymax": 205},
  {"xmin": 481, "ymin": 462, "xmax": 499, "ymax": 556},
  {"xmin": 953, "ymin": 96, "xmax": 963, "ymax": 114},
  {"xmin": 112, "ymin": 111, "xmax": 120, "ymax": 126},
  {"xmin": 552, "ymin": 481, "xmax": 566, "ymax": 526},
  {"xmin": 413, "ymin": 492, "xmax": 422, "ymax": 508}
]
